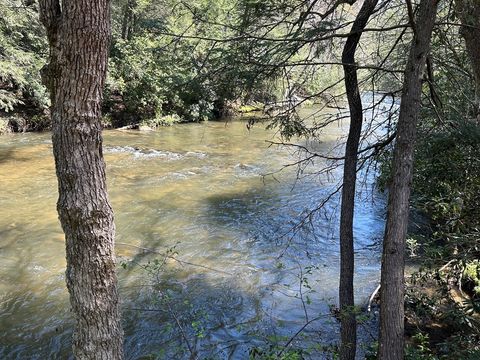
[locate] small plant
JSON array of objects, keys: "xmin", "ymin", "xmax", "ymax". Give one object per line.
[
  {"xmin": 249, "ymin": 345, "xmax": 305, "ymax": 360},
  {"xmin": 463, "ymin": 261, "xmax": 480, "ymax": 297},
  {"xmin": 405, "ymin": 332, "xmax": 437, "ymax": 360},
  {"xmin": 406, "ymin": 237, "xmax": 420, "ymax": 257}
]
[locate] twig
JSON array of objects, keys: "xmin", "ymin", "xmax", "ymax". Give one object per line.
[
  {"xmin": 278, "ymin": 313, "xmax": 329, "ymax": 356},
  {"xmin": 116, "ymin": 242, "xmax": 233, "ymax": 275},
  {"xmin": 163, "ymin": 295, "xmax": 198, "ymax": 360},
  {"xmin": 438, "ymin": 259, "xmax": 455, "ymax": 272}
]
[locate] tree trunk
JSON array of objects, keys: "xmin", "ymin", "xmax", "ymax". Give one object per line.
[
  {"xmin": 39, "ymin": 0, "xmax": 125, "ymax": 358},
  {"xmin": 121, "ymin": 0, "xmax": 136, "ymax": 40},
  {"xmin": 454, "ymin": 0, "xmax": 480, "ymax": 123},
  {"xmin": 339, "ymin": 1, "xmax": 378, "ymax": 359},
  {"xmin": 377, "ymin": 1, "xmax": 439, "ymax": 359}
]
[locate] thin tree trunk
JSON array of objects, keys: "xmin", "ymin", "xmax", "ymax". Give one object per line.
[
  {"xmin": 339, "ymin": 0, "xmax": 378, "ymax": 360},
  {"xmin": 339, "ymin": 1, "xmax": 378, "ymax": 359},
  {"xmin": 39, "ymin": 0, "xmax": 125, "ymax": 358},
  {"xmin": 454, "ymin": 0, "xmax": 480, "ymax": 123},
  {"xmin": 121, "ymin": 0, "xmax": 136, "ymax": 40},
  {"xmin": 377, "ymin": 1, "xmax": 439, "ymax": 359}
]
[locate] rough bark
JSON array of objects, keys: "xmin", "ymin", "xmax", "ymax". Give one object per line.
[
  {"xmin": 339, "ymin": 1, "xmax": 378, "ymax": 359},
  {"xmin": 39, "ymin": 0, "xmax": 125, "ymax": 358},
  {"xmin": 377, "ymin": 1, "xmax": 439, "ymax": 359},
  {"xmin": 454, "ymin": 0, "xmax": 480, "ymax": 123}
]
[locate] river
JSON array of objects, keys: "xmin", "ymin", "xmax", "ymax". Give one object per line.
[{"xmin": 0, "ymin": 112, "xmax": 386, "ymax": 359}]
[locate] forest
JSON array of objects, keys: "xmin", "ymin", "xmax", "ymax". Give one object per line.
[{"xmin": 0, "ymin": 0, "xmax": 479, "ymax": 359}]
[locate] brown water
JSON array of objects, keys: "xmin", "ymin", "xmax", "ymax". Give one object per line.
[{"xmin": 0, "ymin": 116, "xmax": 386, "ymax": 359}]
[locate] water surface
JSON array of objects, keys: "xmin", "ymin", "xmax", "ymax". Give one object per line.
[{"xmin": 0, "ymin": 115, "xmax": 386, "ymax": 359}]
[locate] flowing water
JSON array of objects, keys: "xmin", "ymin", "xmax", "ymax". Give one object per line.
[{"xmin": 0, "ymin": 111, "xmax": 387, "ymax": 359}]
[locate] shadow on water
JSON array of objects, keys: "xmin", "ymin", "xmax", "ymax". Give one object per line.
[
  {"xmin": 0, "ymin": 149, "xmax": 30, "ymax": 165},
  {"xmin": 200, "ymin": 179, "xmax": 346, "ymax": 260},
  {"xmin": 0, "ymin": 149, "xmax": 12, "ymax": 164}
]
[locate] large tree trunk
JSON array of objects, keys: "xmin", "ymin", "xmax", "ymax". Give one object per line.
[
  {"xmin": 339, "ymin": 1, "xmax": 378, "ymax": 359},
  {"xmin": 454, "ymin": 0, "xmax": 480, "ymax": 123},
  {"xmin": 39, "ymin": 0, "xmax": 125, "ymax": 358},
  {"xmin": 377, "ymin": 1, "xmax": 439, "ymax": 359}
]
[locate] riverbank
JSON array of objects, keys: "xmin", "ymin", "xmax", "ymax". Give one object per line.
[
  {"xmin": 0, "ymin": 103, "xmax": 51, "ymax": 134},
  {"xmin": 402, "ymin": 224, "xmax": 480, "ymax": 359},
  {"xmin": 376, "ymin": 119, "xmax": 480, "ymax": 359},
  {"xmin": 0, "ymin": 101, "xmax": 268, "ymax": 135}
]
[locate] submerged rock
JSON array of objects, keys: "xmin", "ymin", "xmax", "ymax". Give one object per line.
[{"xmin": 235, "ymin": 163, "xmax": 254, "ymax": 170}]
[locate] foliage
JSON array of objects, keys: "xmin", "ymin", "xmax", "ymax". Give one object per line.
[
  {"xmin": 0, "ymin": 0, "xmax": 354, "ymax": 131},
  {"xmin": 0, "ymin": 0, "xmax": 48, "ymax": 112},
  {"xmin": 1, "ymin": 0, "xmax": 296, "ymax": 129},
  {"xmin": 413, "ymin": 122, "xmax": 480, "ymax": 233},
  {"xmin": 106, "ymin": 0, "xmax": 292, "ymax": 124}
]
